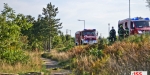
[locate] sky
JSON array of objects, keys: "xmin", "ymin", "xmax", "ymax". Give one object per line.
[{"xmin": 0, "ymin": 0, "xmax": 150, "ymax": 37}]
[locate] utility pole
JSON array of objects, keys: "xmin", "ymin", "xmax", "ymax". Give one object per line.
[{"xmin": 129, "ymin": 0, "xmax": 131, "ymax": 35}]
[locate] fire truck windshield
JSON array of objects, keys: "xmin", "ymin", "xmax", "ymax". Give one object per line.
[
  {"xmin": 83, "ymin": 31, "xmax": 96, "ymax": 36},
  {"xmin": 133, "ymin": 21, "xmax": 150, "ymax": 28}
]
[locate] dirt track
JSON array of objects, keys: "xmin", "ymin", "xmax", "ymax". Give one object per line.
[{"xmin": 41, "ymin": 58, "xmax": 71, "ymax": 75}]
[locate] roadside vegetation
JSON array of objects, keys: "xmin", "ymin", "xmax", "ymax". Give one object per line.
[
  {"xmin": 0, "ymin": 2, "xmax": 73, "ymax": 74},
  {"xmin": 0, "ymin": 51, "xmax": 42, "ymax": 73},
  {"xmin": 43, "ymin": 34, "xmax": 150, "ymax": 75}
]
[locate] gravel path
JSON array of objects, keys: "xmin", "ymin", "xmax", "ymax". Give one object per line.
[
  {"xmin": 41, "ymin": 58, "xmax": 72, "ymax": 75},
  {"xmin": 41, "ymin": 58, "xmax": 59, "ymax": 69}
]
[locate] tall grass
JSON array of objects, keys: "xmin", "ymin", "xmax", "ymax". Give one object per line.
[
  {"xmin": 0, "ymin": 51, "xmax": 43, "ymax": 73},
  {"xmin": 48, "ymin": 45, "xmax": 89, "ymax": 61},
  {"xmin": 47, "ymin": 34, "xmax": 150, "ymax": 75},
  {"xmin": 103, "ymin": 34, "xmax": 150, "ymax": 75}
]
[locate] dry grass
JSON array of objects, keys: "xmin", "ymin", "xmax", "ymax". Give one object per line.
[
  {"xmin": 103, "ymin": 39, "xmax": 150, "ymax": 75},
  {"xmin": 47, "ymin": 35, "xmax": 150, "ymax": 75},
  {"xmin": 72, "ymin": 40, "xmax": 150, "ymax": 74},
  {"xmin": 50, "ymin": 50, "xmax": 70, "ymax": 61},
  {"xmin": 65, "ymin": 36, "xmax": 150, "ymax": 74},
  {"xmin": 50, "ymin": 45, "xmax": 89, "ymax": 61},
  {"xmin": 0, "ymin": 51, "xmax": 43, "ymax": 73}
]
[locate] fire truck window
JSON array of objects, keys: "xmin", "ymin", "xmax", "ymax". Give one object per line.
[
  {"xmin": 133, "ymin": 21, "xmax": 149, "ymax": 28},
  {"xmin": 131, "ymin": 22, "xmax": 134, "ymax": 29},
  {"xmin": 83, "ymin": 31, "xmax": 96, "ymax": 36}
]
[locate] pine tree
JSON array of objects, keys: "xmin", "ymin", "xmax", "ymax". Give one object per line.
[{"xmin": 42, "ymin": 2, "xmax": 62, "ymax": 51}]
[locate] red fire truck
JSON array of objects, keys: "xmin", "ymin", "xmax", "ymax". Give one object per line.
[
  {"xmin": 118, "ymin": 17, "xmax": 150, "ymax": 35},
  {"xmin": 75, "ymin": 29, "xmax": 98, "ymax": 46}
]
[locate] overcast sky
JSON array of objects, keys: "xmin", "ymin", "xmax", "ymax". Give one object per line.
[{"xmin": 0, "ymin": 0, "xmax": 149, "ymax": 37}]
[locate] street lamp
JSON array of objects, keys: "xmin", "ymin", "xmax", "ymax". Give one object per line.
[{"xmin": 78, "ymin": 19, "xmax": 85, "ymax": 29}]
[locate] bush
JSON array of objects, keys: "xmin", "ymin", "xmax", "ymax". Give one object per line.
[
  {"xmin": 88, "ymin": 48, "xmax": 104, "ymax": 58},
  {"xmin": 57, "ymin": 44, "xmax": 74, "ymax": 52},
  {"xmin": 98, "ymin": 38, "xmax": 108, "ymax": 49},
  {"xmin": 0, "ymin": 49, "xmax": 29, "ymax": 65}
]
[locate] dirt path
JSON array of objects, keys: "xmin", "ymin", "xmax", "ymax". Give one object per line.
[
  {"xmin": 41, "ymin": 58, "xmax": 59, "ymax": 69},
  {"xmin": 41, "ymin": 58, "xmax": 71, "ymax": 75}
]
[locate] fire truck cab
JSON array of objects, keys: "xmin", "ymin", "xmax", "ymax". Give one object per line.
[
  {"xmin": 75, "ymin": 29, "xmax": 98, "ymax": 46},
  {"xmin": 118, "ymin": 17, "xmax": 150, "ymax": 35}
]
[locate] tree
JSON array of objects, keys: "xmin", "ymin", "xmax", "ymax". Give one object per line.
[
  {"xmin": 0, "ymin": 3, "xmax": 32, "ymax": 50},
  {"xmin": 146, "ymin": 0, "xmax": 150, "ymax": 9},
  {"xmin": 25, "ymin": 2, "xmax": 62, "ymax": 51},
  {"xmin": 0, "ymin": 3, "xmax": 32, "ymax": 64},
  {"xmin": 41, "ymin": 2, "xmax": 62, "ymax": 51}
]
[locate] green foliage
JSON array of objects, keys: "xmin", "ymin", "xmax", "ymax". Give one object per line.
[
  {"xmin": 41, "ymin": 2, "xmax": 62, "ymax": 50},
  {"xmin": 123, "ymin": 34, "xmax": 150, "ymax": 43},
  {"xmin": 0, "ymin": 3, "xmax": 32, "ymax": 65},
  {"xmin": 24, "ymin": 2, "xmax": 63, "ymax": 51},
  {"xmin": 89, "ymin": 48, "xmax": 104, "ymax": 58},
  {"xmin": 0, "ymin": 50, "xmax": 29, "ymax": 65},
  {"xmin": 56, "ymin": 40, "xmax": 75, "ymax": 52},
  {"xmin": 98, "ymin": 38, "xmax": 108, "ymax": 49},
  {"xmin": 81, "ymin": 71, "xmax": 90, "ymax": 75},
  {"xmin": 62, "ymin": 44, "xmax": 74, "ymax": 52},
  {"xmin": 52, "ymin": 35, "xmax": 63, "ymax": 48},
  {"xmin": 0, "ymin": 3, "xmax": 74, "ymax": 51},
  {"xmin": 20, "ymin": 36, "xmax": 29, "ymax": 50},
  {"xmin": 53, "ymin": 34, "xmax": 75, "ymax": 51},
  {"xmin": 0, "ymin": 3, "xmax": 33, "ymax": 51}
]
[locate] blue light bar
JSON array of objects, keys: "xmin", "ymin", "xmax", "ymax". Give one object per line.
[
  {"xmin": 131, "ymin": 17, "xmax": 140, "ymax": 20},
  {"xmin": 134, "ymin": 17, "xmax": 139, "ymax": 20},
  {"xmin": 131, "ymin": 18, "xmax": 134, "ymax": 20},
  {"xmin": 144, "ymin": 18, "xmax": 149, "ymax": 20}
]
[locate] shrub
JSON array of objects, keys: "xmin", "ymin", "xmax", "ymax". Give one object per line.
[
  {"xmin": 98, "ymin": 38, "xmax": 108, "ymax": 49},
  {"xmin": 0, "ymin": 49, "xmax": 29, "ymax": 65},
  {"xmin": 88, "ymin": 48, "xmax": 104, "ymax": 58}
]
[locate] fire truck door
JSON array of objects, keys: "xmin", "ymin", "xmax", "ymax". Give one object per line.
[{"xmin": 130, "ymin": 22, "xmax": 134, "ymax": 34}]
